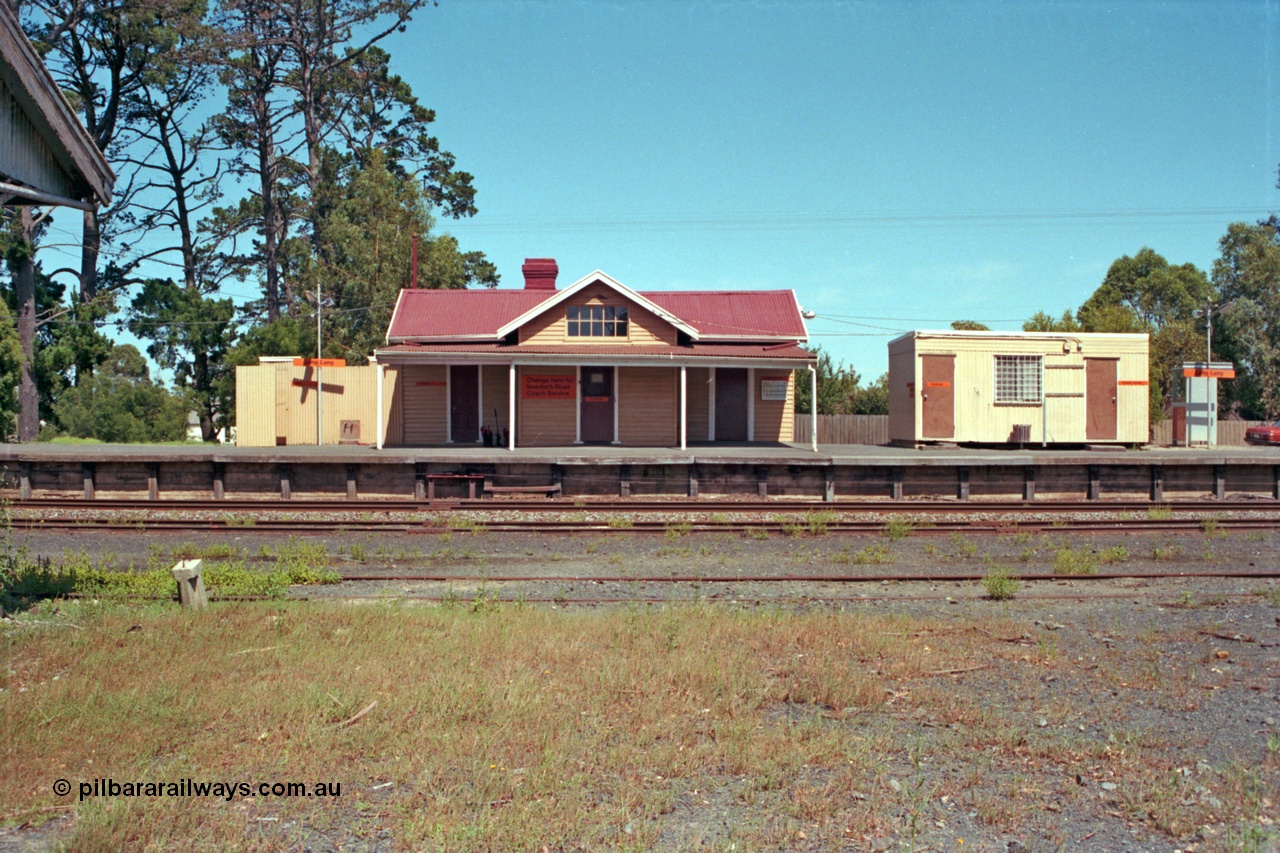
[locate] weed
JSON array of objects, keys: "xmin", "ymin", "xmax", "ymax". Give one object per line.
[
  {"xmin": 883, "ymin": 517, "xmax": 915, "ymax": 541},
  {"xmin": 747, "ymin": 527, "xmax": 769, "ymax": 541},
  {"xmin": 1254, "ymin": 587, "xmax": 1280, "ymax": 607},
  {"xmin": 804, "ymin": 510, "xmax": 836, "ymax": 536},
  {"xmin": 981, "ymin": 565, "xmax": 1020, "ymax": 600},
  {"xmin": 607, "ymin": 516, "xmax": 634, "ymax": 529},
  {"xmin": 348, "ymin": 543, "xmax": 367, "ymax": 562},
  {"xmin": 708, "ymin": 512, "xmax": 730, "ymax": 524},
  {"xmin": 1152, "ymin": 543, "xmax": 1182, "ymax": 561},
  {"xmin": 453, "ymin": 517, "xmax": 488, "ymax": 535},
  {"xmin": 1053, "ymin": 548, "xmax": 1097, "ymax": 575},
  {"xmin": 949, "ymin": 533, "xmax": 978, "ymax": 559},
  {"xmin": 1202, "ymin": 515, "xmax": 1226, "ymax": 539},
  {"xmin": 222, "ymin": 514, "xmax": 256, "ymax": 528},
  {"xmin": 852, "ymin": 544, "xmax": 893, "ymax": 565},
  {"xmin": 664, "ymin": 521, "xmax": 692, "ymax": 541},
  {"xmin": 1097, "ymin": 545, "xmax": 1129, "ymax": 564},
  {"xmin": 1017, "ymin": 547, "xmax": 1035, "ymax": 562},
  {"xmin": 922, "ymin": 542, "xmax": 938, "ymax": 556},
  {"xmin": 1148, "ymin": 504, "xmax": 1173, "ymax": 521}
]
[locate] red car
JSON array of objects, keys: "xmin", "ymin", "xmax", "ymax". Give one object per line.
[{"xmin": 1245, "ymin": 420, "xmax": 1280, "ymax": 446}]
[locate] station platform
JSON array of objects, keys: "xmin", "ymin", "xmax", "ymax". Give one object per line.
[{"xmin": 0, "ymin": 442, "xmax": 1275, "ymax": 502}]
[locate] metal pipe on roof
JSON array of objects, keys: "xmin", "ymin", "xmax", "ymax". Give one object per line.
[{"xmin": 0, "ymin": 180, "xmax": 95, "ymax": 211}]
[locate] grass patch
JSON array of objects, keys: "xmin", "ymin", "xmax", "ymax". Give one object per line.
[
  {"xmin": 1097, "ymin": 545, "xmax": 1129, "ymax": 565},
  {"xmin": 882, "ymin": 517, "xmax": 915, "ymax": 541},
  {"xmin": 1052, "ymin": 547, "xmax": 1097, "ymax": 576},
  {"xmin": 664, "ymin": 521, "xmax": 692, "ymax": 541},
  {"xmin": 0, "ymin": 603, "xmax": 975, "ymax": 849},
  {"xmin": 981, "ymin": 565, "xmax": 1020, "ymax": 600},
  {"xmin": 606, "ymin": 516, "xmax": 634, "ymax": 529},
  {"xmin": 1147, "ymin": 504, "xmax": 1173, "ymax": 521}
]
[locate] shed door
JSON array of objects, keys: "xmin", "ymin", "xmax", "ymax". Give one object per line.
[
  {"xmin": 714, "ymin": 368, "xmax": 749, "ymax": 441},
  {"xmin": 450, "ymin": 366, "xmax": 479, "ymax": 442},
  {"xmin": 581, "ymin": 366, "xmax": 614, "ymax": 443},
  {"xmin": 1085, "ymin": 358, "xmax": 1117, "ymax": 441},
  {"xmin": 920, "ymin": 355, "xmax": 955, "ymax": 439}
]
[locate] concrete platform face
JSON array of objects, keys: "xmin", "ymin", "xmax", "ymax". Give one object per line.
[{"xmin": 0, "ymin": 441, "xmax": 1277, "ymax": 466}]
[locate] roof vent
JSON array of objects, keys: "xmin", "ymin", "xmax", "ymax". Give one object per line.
[{"xmin": 522, "ymin": 257, "xmax": 558, "ymax": 290}]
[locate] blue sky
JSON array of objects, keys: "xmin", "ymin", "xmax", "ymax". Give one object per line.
[{"xmin": 384, "ymin": 0, "xmax": 1280, "ymax": 378}]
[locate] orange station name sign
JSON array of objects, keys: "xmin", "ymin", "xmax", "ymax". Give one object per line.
[
  {"xmin": 293, "ymin": 357, "xmax": 347, "ymax": 367},
  {"xmin": 1182, "ymin": 366, "xmax": 1235, "ymax": 379}
]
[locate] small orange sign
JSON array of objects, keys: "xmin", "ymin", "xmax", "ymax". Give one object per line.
[
  {"xmin": 925, "ymin": 381, "xmax": 951, "ymax": 388},
  {"xmin": 1182, "ymin": 367, "xmax": 1235, "ymax": 378},
  {"xmin": 1117, "ymin": 380, "xmax": 1149, "ymax": 386},
  {"xmin": 293, "ymin": 357, "xmax": 347, "ymax": 367}
]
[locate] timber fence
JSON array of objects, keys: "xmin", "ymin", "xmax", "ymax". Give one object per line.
[{"xmin": 795, "ymin": 415, "xmax": 1269, "ymax": 447}]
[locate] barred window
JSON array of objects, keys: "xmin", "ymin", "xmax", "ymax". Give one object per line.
[
  {"xmin": 567, "ymin": 305, "xmax": 628, "ymax": 337},
  {"xmin": 994, "ymin": 355, "xmax": 1042, "ymax": 403}
]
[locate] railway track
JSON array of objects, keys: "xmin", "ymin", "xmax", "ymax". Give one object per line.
[
  {"xmin": 8, "ymin": 496, "xmax": 1280, "ymax": 514},
  {"xmin": 8, "ymin": 496, "xmax": 1280, "ymax": 535}
]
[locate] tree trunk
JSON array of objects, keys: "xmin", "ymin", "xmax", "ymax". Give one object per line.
[
  {"xmin": 80, "ymin": 206, "xmax": 100, "ymax": 300},
  {"xmin": 16, "ymin": 208, "xmax": 40, "ymax": 441},
  {"xmin": 259, "ymin": 133, "xmax": 281, "ymax": 320}
]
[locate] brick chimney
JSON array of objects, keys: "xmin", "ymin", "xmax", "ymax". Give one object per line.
[{"xmin": 522, "ymin": 258, "xmax": 558, "ymax": 290}]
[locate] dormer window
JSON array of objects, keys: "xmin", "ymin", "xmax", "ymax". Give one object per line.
[{"xmin": 567, "ymin": 305, "xmax": 628, "ymax": 337}]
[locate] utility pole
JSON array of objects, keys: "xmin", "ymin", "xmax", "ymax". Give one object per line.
[
  {"xmin": 316, "ymin": 278, "xmax": 323, "ymax": 446},
  {"xmin": 16, "ymin": 208, "xmax": 39, "ymax": 441}
]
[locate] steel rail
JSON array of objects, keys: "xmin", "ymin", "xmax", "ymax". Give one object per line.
[
  {"xmin": 9, "ymin": 515, "xmax": 1280, "ymax": 534},
  {"xmin": 7, "ymin": 496, "xmax": 1280, "ymax": 514},
  {"xmin": 336, "ymin": 569, "xmax": 1280, "ymax": 583}
]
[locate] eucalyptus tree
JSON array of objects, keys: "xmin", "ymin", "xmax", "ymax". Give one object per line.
[{"xmin": 1211, "ymin": 223, "xmax": 1280, "ymax": 419}]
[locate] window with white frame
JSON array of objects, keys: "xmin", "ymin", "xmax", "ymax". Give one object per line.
[
  {"xmin": 567, "ymin": 305, "xmax": 628, "ymax": 337},
  {"xmin": 994, "ymin": 355, "xmax": 1042, "ymax": 403}
]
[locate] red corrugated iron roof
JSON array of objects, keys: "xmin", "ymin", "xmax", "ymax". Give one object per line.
[
  {"xmin": 386, "ymin": 289, "xmax": 549, "ymax": 339},
  {"xmin": 386, "ymin": 286, "xmax": 806, "ymax": 341},
  {"xmin": 376, "ymin": 342, "xmax": 815, "ymax": 361},
  {"xmin": 645, "ymin": 291, "xmax": 806, "ymax": 338}
]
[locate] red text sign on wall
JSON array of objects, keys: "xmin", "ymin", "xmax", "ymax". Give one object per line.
[{"xmin": 522, "ymin": 374, "xmax": 575, "ymax": 399}]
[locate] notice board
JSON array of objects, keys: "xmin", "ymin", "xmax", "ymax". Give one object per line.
[{"xmin": 522, "ymin": 374, "xmax": 575, "ymax": 399}]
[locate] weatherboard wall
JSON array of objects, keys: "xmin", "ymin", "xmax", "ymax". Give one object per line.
[{"xmin": 517, "ymin": 282, "xmax": 678, "ymax": 346}]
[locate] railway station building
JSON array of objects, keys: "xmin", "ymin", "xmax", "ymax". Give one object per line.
[{"xmin": 371, "ymin": 260, "xmax": 817, "ymax": 448}]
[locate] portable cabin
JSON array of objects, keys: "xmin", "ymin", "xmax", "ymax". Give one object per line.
[{"xmin": 887, "ymin": 330, "xmax": 1149, "ymax": 445}]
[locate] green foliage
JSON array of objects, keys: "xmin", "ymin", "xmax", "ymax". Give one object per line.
[
  {"xmin": 0, "ymin": 299, "xmax": 23, "ymax": 436},
  {"xmin": 882, "ymin": 517, "xmax": 915, "ymax": 541},
  {"xmin": 981, "ymin": 565, "xmax": 1020, "ymax": 600},
  {"xmin": 1212, "ymin": 222, "xmax": 1280, "ymax": 418},
  {"xmin": 128, "ymin": 280, "xmax": 236, "ymax": 441},
  {"xmin": 1052, "ymin": 548, "xmax": 1097, "ymax": 575},
  {"xmin": 48, "ymin": 345, "xmax": 189, "ymax": 442},
  {"xmin": 949, "ymin": 320, "xmax": 990, "ymax": 331},
  {"xmin": 1022, "ymin": 310, "xmax": 1081, "ymax": 333},
  {"xmin": 794, "ymin": 345, "xmax": 888, "ymax": 415},
  {"xmin": 1081, "ymin": 247, "xmax": 1214, "ymax": 331}
]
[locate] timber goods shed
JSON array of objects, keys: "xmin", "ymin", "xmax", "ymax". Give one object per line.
[
  {"xmin": 887, "ymin": 330, "xmax": 1150, "ymax": 446},
  {"xmin": 0, "ymin": 1, "xmax": 114, "ymax": 209},
  {"xmin": 371, "ymin": 259, "xmax": 818, "ymax": 449}
]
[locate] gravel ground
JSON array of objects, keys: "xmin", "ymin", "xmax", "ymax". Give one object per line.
[{"xmin": 6, "ymin": 520, "xmax": 1280, "ymax": 851}]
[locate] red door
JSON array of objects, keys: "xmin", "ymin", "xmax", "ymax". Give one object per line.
[
  {"xmin": 1086, "ymin": 358, "xmax": 1117, "ymax": 441},
  {"xmin": 580, "ymin": 366, "xmax": 614, "ymax": 443},
  {"xmin": 714, "ymin": 368, "xmax": 749, "ymax": 441},
  {"xmin": 920, "ymin": 355, "xmax": 955, "ymax": 439},
  {"xmin": 450, "ymin": 366, "xmax": 479, "ymax": 443}
]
